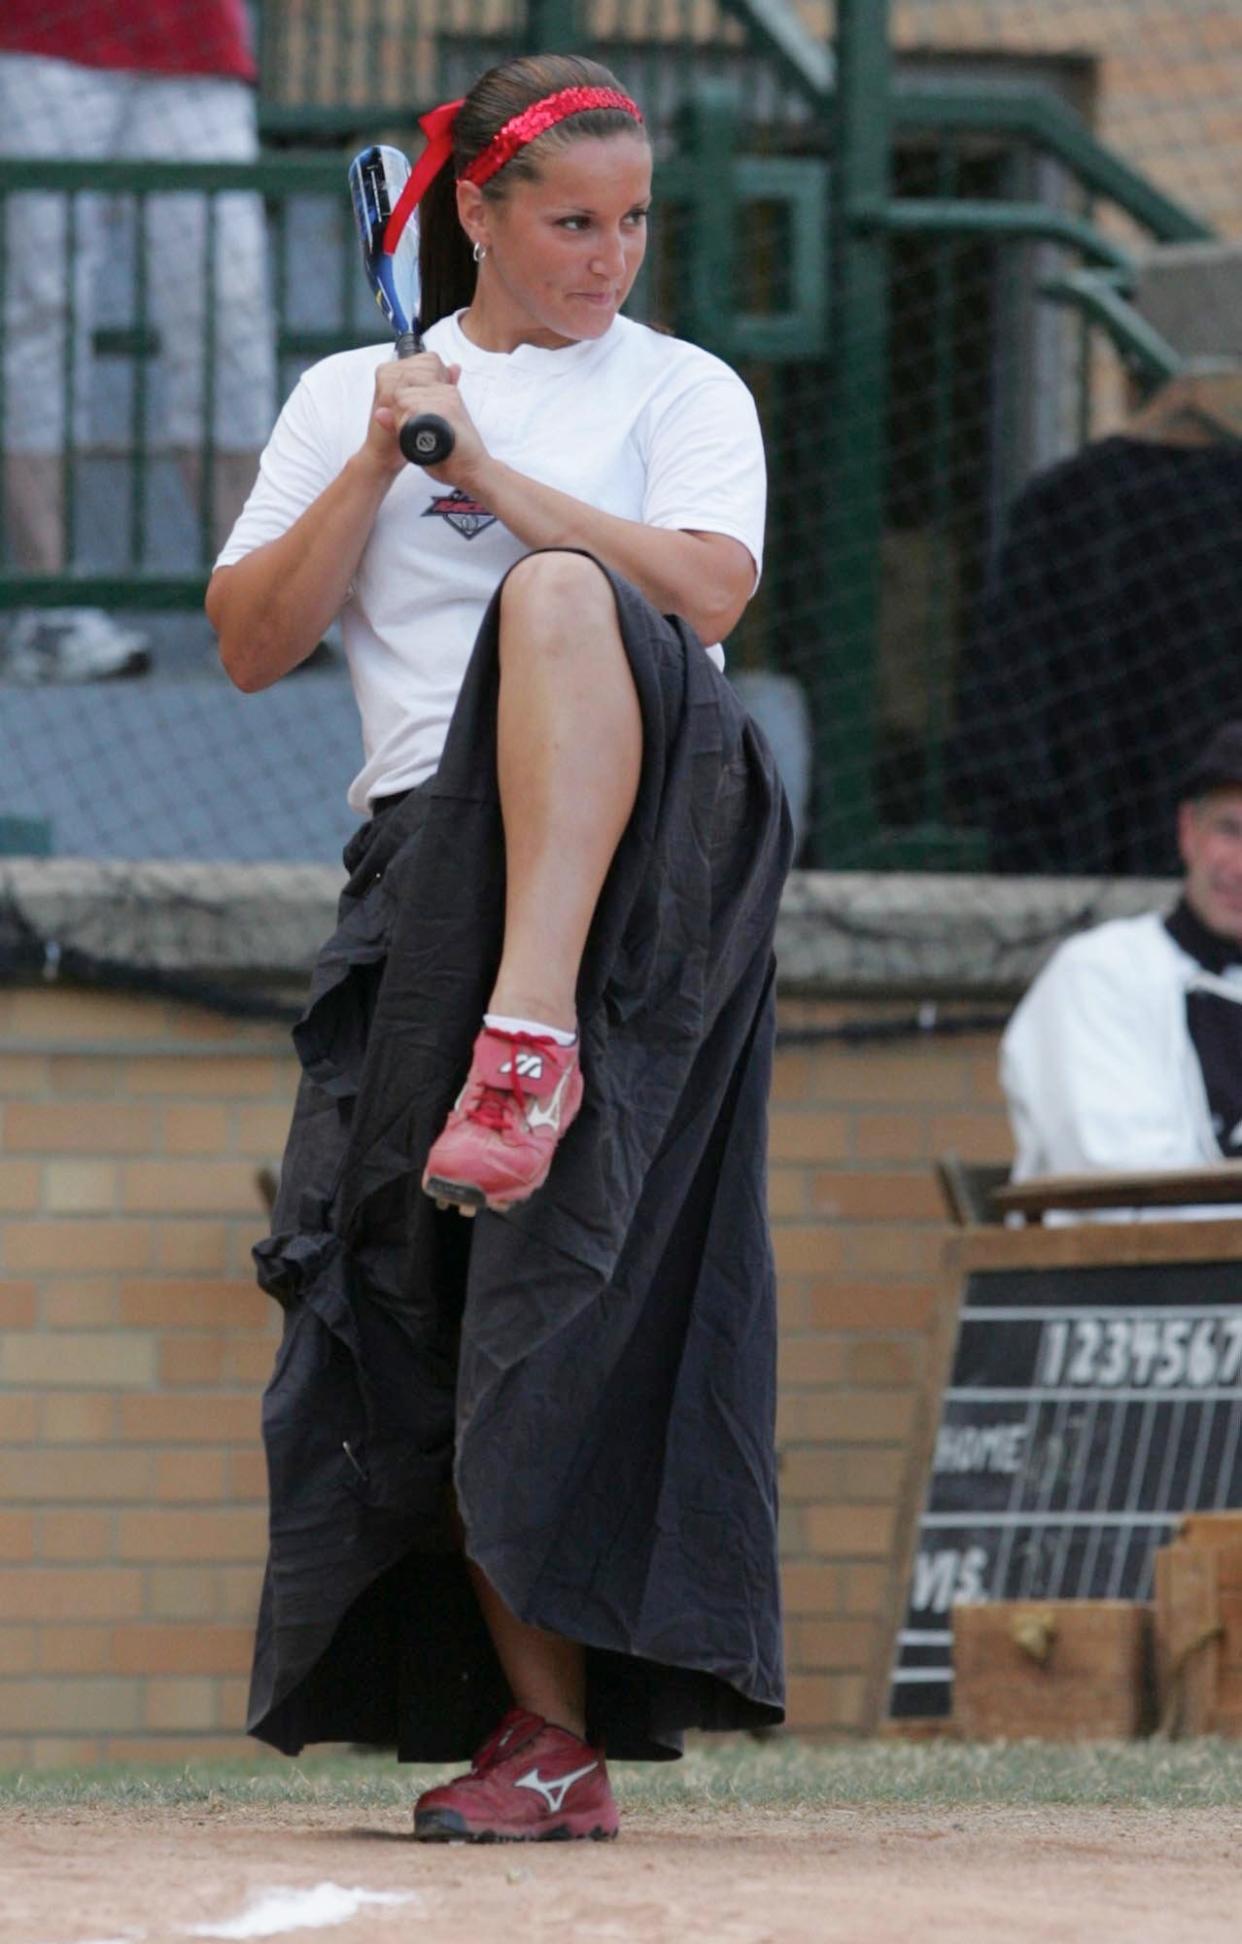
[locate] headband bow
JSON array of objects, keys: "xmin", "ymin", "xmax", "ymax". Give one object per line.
[{"xmin": 382, "ymin": 98, "xmax": 464, "ymax": 255}]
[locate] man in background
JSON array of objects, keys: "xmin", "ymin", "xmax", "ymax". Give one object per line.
[
  {"xmin": 0, "ymin": 2, "xmax": 274, "ymax": 681},
  {"xmin": 1002, "ymin": 722, "xmax": 1242, "ymax": 1187}
]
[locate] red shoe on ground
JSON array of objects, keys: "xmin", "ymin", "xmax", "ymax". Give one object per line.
[
  {"xmin": 422, "ymin": 1026, "xmax": 583, "ymax": 1214},
  {"xmin": 412, "ymin": 1707, "xmax": 619, "ymax": 1842}
]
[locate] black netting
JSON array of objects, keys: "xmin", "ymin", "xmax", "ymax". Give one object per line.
[{"xmin": 3, "ymin": 2, "xmax": 1241, "ymax": 1008}]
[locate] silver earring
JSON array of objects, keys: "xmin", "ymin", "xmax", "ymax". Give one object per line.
[{"xmin": 472, "ymin": 241, "xmax": 487, "ymax": 264}]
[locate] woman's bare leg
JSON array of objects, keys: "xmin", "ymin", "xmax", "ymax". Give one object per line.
[
  {"xmin": 468, "ymin": 1560, "xmax": 587, "ymax": 1739},
  {"xmin": 452, "ymin": 552, "xmax": 637, "ymax": 1732},
  {"xmin": 4, "ymin": 455, "xmax": 64, "ymax": 569},
  {"xmin": 487, "ymin": 552, "xmax": 642, "ymax": 1034}
]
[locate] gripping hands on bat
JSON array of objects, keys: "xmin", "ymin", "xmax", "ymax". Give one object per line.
[{"xmin": 348, "ymin": 144, "xmax": 459, "ymax": 468}]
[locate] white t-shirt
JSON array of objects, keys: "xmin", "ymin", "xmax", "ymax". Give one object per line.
[{"xmin": 216, "ymin": 310, "xmax": 767, "ymax": 813}]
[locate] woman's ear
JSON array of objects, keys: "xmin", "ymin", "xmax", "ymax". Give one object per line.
[{"xmin": 455, "ymin": 179, "xmax": 488, "ymax": 255}]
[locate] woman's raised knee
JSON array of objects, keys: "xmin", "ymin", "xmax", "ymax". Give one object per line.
[{"xmin": 500, "ymin": 550, "xmax": 615, "ymax": 631}]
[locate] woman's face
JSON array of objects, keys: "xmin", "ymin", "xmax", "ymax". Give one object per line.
[{"xmin": 460, "ymin": 132, "xmax": 653, "ymax": 348}]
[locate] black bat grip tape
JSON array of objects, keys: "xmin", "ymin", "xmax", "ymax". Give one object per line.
[{"xmin": 394, "ymin": 329, "xmax": 456, "ymax": 467}]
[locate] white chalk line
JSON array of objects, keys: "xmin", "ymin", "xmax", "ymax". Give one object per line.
[
  {"xmin": 41, "ymin": 1882, "xmax": 424, "ymax": 1944},
  {"xmin": 185, "ymin": 1882, "xmax": 423, "ymax": 1938}
]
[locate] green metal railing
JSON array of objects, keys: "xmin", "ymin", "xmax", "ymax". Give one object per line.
[
  {"xmin": 1, "ymin": 0, "xmax": 1219, "ymax": 872},
  {"xmin": 0, "ymin": 133, "xmax": 824, "ymax": 609},
  {"xmin": 0, "ymin": 154, "xmax": 385, "ymax": 612}
]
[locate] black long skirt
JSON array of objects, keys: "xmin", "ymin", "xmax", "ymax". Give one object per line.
[{"xmin": 247, "ymin": 557, "xmax": 793, "ymax": 1762}]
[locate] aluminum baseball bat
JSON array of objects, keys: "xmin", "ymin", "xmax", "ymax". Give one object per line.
[{"xmin": 348, "ymin": 144, "xmax": 455, "ymax": 467}]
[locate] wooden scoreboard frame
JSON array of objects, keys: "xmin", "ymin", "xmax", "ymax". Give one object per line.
[{"xmin": 885, "ymin": 1191, "xmax": 1242, "ymax": 1727}]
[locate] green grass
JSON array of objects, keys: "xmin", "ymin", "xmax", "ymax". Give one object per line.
[{"xmin": 3, "ymin": 1738, "xmax": 1242, "ymax": 1811}]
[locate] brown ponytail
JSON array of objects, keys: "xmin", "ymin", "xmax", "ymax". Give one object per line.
[{"xmin": 418, "ymin": 53, "xmax": 648, "ymax": 330}]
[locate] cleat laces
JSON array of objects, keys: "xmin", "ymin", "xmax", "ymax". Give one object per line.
[
  {"xmin": 463, "ymin": 1030, "xmax": 554, "ymax": 1135},
  {"xmin": 467, "ymin": 1087, "xmax": 516, "ymax": 1134}
]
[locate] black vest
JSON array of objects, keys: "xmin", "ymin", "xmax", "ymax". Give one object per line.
[{"xmin": 1165, "ymin": 899, "xmax": 1242, "ymax": 1157}]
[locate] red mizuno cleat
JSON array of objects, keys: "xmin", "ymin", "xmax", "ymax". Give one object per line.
[
  {"xmin": 412, "ymin": 1708, "xmax": 619, "ymax": 1843},
  {"xmin": 422, "ymin": 1026, "xmax": 583, "ymax": 1214}
]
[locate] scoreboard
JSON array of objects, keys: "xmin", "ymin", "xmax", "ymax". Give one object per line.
[{"xmin": 890, "ymin": 1249, "xmax": 1242, "ymax": 1718}]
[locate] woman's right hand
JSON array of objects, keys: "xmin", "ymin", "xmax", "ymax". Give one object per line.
[{"xmin": 364, "ymin": 351, "xmax": 471, "ymax": 475}]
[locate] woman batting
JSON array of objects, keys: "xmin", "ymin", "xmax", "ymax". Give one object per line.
[{"xmin": 206, "ymin": 51, "xmax": 791, "ymax": 1843}]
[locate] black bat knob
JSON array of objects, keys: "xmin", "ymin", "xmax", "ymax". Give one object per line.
[{"xmin": 400, "ymin": 413, "xmax": 456, "ymax": 467}]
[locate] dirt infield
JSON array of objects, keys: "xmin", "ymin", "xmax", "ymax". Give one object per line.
[{"xmin": 3, "ymin": 1798, "xmax": 1240, "ymax": 1944}]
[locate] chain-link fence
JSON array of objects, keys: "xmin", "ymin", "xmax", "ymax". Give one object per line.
[{"xmin": 2, "ymin": 1, "xmax": 1242, "ymax": 1003}]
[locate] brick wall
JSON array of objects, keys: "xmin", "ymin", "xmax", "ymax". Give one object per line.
[
  {"xmin": 0, "ymin": 984, "xmax": 1011, "ymax": 1764},
  {"xmin": 770, "ymin": 1013, "xmax": 1008, "ymax": 1732},
  {"xmin": 885, "ymin": 2, "xmax": 1242, "ymax": 239},
  {"xmin": 0, "ymin": 988, "xmax": 289, "ymax": 1768}
]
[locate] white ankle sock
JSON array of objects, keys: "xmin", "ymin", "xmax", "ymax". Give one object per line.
[{"xmin": 484, "ymin": 1011, "xmax": 577, "ymax": 1047}]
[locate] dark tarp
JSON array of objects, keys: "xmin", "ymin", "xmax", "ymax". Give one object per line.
[
  {"xmin": 247, "ymin": 557, "xmax": 793, "ymax": 1762},
  {"xmin": 950, "ymin": 435, "xmax": 1242, "ymax": 876}
]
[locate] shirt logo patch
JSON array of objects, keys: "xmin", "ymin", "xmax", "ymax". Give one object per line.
[{"xmin": 422, "ymin": 488, "xmax": 498, "ymax": 541}]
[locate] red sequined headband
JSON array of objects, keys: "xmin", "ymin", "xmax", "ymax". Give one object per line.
[
  {"xmin": 382, "ymin": 86, "xmax": 643, "ymax": 253},
  {"xmin": 462, "ymin": 86, "xmax": 644, "ymax": 189}
]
